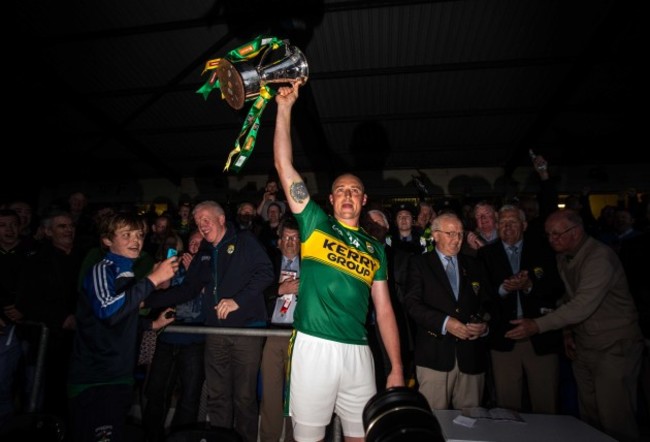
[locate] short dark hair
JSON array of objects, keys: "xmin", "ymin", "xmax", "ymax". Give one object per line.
[
  {"xmin": 0, "ymin": 209, "xmax": 20, "ymax": 223},
  {"xmin": 101, "ymin": 212, "xmax": 147, "ymax": 241},
  {"xmin": 392, "ymin": 202, "xmax": 417, "ymax": 219},
  {"xmin": 278, "ymin": 216, "xmax": 299, "ymax": 236}
]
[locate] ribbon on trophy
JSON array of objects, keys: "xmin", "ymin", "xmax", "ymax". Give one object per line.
[{"xmin": 197, "ymin": 35, "xmax": 309, "ymax": 172}]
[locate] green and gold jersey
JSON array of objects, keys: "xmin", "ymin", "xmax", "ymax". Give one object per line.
[{"xmin": 294, "ymin": 200, "xmax": 387, "ymax": 344}]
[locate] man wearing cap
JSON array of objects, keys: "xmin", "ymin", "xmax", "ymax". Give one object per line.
[
  {"xmin": 387, "ymin": 202, "xmax": 426, "ymax": 304},
  {"xmin": 387, "ymin": 203, "xmax": 425, "ymax": 254}
]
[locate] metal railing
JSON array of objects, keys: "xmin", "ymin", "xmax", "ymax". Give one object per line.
[
  {"xmin": 164, "ymin": 325, "xmax": 292, "ymax": 337},
  {"xmin": 13, "ymin": 321, "xmax": 51, "ymax": 413},
  {"xmin": 12, "ymin": 322, "xmax": 343, "ymax": 441},
  {"xmin": 163, "ymin": 325, "xmax": 343, "ymax": 441}
]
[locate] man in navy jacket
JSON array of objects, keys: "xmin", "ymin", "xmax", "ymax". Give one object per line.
[{"xmin": 146, "ymin": 200, "xmax": 273, "ymax": 442}]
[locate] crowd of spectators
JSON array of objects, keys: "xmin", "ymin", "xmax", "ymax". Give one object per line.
[{"xmin": 1, "ymin": 153, "xmax": 648, "ymax": 441}]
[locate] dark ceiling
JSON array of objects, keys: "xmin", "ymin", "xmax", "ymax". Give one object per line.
[{"xmin": 10, "ymin": 0, "xmax": 646, "ymax": 194}]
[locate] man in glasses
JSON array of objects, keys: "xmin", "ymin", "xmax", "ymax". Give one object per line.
[
  {"xmin": 260, "ymin": 216, "xmax": 301, "ymax": 442},
  {"xmin": 506, "ymin": 209, "xmax": 643, "ymax": 442},
  {"xmin": 404, "ymin": 212, "xmax": 491, "ymax": 410}
]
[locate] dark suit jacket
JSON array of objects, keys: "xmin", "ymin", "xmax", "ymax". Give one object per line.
[
  {"xmin": 144, "ymin": 224, "xmax": 274, "ymax": 328},
  {"xmin": 403, "ymin": 251, "xmax": 492, "ymax": 374},
  {"xmin": 477, "ymin": 240, "xmax": 564, "ymax": 355}
]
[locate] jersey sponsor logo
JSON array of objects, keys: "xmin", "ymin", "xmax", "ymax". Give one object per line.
[{"xmin": 302, "ymin": 230, "xmax": 380, "ymax": 286}]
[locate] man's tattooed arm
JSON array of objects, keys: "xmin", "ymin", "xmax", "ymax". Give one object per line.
[{"xmin": 290, "ymin": 181, "xmax": 309, "ymax": 204}]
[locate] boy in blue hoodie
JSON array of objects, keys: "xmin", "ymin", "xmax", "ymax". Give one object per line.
[{"xmin": 68, "ymin": 212, "xmax": 179, "ymax": 442}]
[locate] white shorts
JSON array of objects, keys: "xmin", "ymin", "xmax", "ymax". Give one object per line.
[{"xmin": 289, "ymin": 332, "xmax": 376, "ymax": 441}]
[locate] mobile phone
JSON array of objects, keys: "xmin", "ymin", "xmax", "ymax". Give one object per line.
[
  {"xmin": 468, "ymin": 314, "xmax": 485, "ymax": 324},
  {"xmin": 164, "ymin": 310, "xmax": 176, "ymax": 319},
  {"xmin": 166, "ymin": 248, "xmax": 177, "ymax": 259},
  {"xmin": 529, "ymin": 149, "xmax": 547, "ymax": 171}
]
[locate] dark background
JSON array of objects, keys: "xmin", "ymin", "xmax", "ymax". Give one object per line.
[{"xmin": 8, "ymin": 0, "xmax": 646, "ymax": 204}]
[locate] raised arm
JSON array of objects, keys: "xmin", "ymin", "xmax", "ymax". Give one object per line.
[{"xmin": 274, "ymin": 82, "xmax": 310, "ymax": 215}]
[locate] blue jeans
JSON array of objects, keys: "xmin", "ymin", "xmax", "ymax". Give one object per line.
[
  {"xmin": 143, "ymin": 339, "xmax": 205, "ymax": 442},
  {"xmin": 0, "ymin": 325, "xmax": 22, "ymax": 428}
]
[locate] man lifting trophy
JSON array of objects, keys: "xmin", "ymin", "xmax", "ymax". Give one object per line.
[{"xmin": 198, "ymin": 35, "xmax": 309, "ymax": 172}]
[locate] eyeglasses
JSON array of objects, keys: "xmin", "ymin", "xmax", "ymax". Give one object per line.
[
  {"xmin": 281, "ymin": 235, "xmax": 299, "ymax": 242},
  {"xmin": 498, "ymin": 220, "xmax": 521, "ymax": 227},
  {"xmin": 545, "ymin": 225, "xmax": 577, "ymax": 240},
  {"xmin": 435, "ymin": 230, "xmax": 464, "ymax": 240}
]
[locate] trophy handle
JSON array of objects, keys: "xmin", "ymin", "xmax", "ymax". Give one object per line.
[{"xmin": 259, "ymin": 45, "xmax": 309, "ymax": 86}]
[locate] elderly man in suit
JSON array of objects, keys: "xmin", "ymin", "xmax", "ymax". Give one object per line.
[
  {"xmin": 506, "ymin": 209, "xmax": 644, "ymax": 442},
  {"xmin": 477, "ymin": 205, "xmax": 564, "ymax": 413},
  {"xmin": 404, "ymin": 212, "xmax": 492, "ymax": 410}
]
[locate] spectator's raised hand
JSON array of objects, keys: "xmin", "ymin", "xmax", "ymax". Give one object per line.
[{"xmin": 148, "ymin": 256, "xmax": 180, "ymax": 288}]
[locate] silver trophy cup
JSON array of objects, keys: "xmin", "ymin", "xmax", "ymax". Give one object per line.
[{"xmin": 217, "ymin": 43, "xmax": 309, "ymax": 110}]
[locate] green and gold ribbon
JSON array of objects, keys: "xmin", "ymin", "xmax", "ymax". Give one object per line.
[
  {"xmin": 197, "ymin": 35, "xmax": 285, "ymax": 172},
  {"xmin": 224, "ymin": 87, "xmax": 274, "ymax": 172}
]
